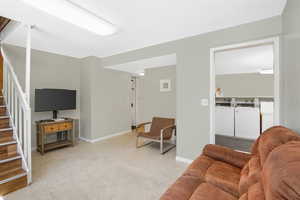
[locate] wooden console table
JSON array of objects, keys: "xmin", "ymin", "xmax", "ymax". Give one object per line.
[{"xmin": 36, "ymin": 118, "xmax": 75, "ymax": 155}]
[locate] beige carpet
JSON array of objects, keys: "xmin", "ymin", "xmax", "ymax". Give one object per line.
[{"xmin": 6, "ymin": 132, "xmax": 187, "ymax": 200}]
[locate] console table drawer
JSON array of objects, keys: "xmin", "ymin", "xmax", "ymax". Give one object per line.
[
  {"xmin": 43, "ymin": 124, "xmax": 59, "ymax": 133},
  {"xmin": 58, "ymin": 123, "xmax": 72, "ymax": 131}
]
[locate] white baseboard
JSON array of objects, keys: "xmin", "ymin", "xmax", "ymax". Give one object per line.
[
  {"xmin": 79, "ymin": 130, "xmax": 131, "ymax": 143},
  {"xmin": 176, "ymin": 156, "xmax": 193, "ymax": 164},
  {"xmin": 78, "ymin": 136, "xmax": 93, "ymax": 143}
]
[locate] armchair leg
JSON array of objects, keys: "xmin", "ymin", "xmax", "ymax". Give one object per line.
[
  {"xmin": 160, "ymin": 139, "xmax": 176, "ymax": 154},
  {"xmin": 160, "ymin": 138, "xmax": 164, "ymax": 154},
  {"xmin": 161, "ymin": 143, "xmax": 176, "ymax": 154}
]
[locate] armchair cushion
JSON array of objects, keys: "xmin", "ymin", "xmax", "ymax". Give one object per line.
[
  {"xmin": 137, "ymin": 132, "xmax": 160, "ymax": 140},
  {"xmin": 203, "ymin": 144, "xmax": 251, "ymax": 169},
  {"xmin": 150, "ymin": 117, "xmax": 175, "ymax": 139}
]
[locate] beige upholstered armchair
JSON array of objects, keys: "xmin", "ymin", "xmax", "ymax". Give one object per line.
[{"xmin": 136, "ymin": 117, "xmax": 176, "ymax": 154}]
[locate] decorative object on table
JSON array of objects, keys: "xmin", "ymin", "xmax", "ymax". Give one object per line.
[{"xmin": 215, "ymin": 87, "xmax": 223, "ymax": 97}]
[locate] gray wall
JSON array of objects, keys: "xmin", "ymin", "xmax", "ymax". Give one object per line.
[
  {"xmin": 2, "ymin": 14, "xmax": 289, "ymax": 160},
  {"xmin": 216, "ymin": 73, "xmax": 274, "ymax": 97},
  {"xmin": 282, "ymin": 0, "xmax": 300, "ymax": 132},
  {"xmin": 102, "ymin": 17, "xmax": 282, "ymax": 160},
  {"xmin": 80, "ymin": 57, "xmax": 93, "ymax": 140},
  {"xmin": 3, "ymin": 45, "xmax": 132, "ymax": 146},
  {"xmin": 80, "ymin": 57, "xmax": 131, "ymax": 140},
  {"xmin": 2, "ymin": 44, "xmax": 81, "ymax": 149},
  {"xmin": 137, "ymin": 65, "xmax": 176, "ymax": 123}
]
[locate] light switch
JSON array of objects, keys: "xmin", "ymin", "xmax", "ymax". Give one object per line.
[{"xmin": 201, "ymin": 98, "xmax": 209, "ymax": 106}]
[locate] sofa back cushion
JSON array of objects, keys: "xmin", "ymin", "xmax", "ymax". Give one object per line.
[
  {"xmin": 250, "ymin": 126, "xmax": 289, "ymax": 155},
  {"xmin": 256, "ymin": 126, "xmax": 300, "ymax": 166},
  {"xmin": 240, "ymin": 126, "xmax": 300, "ymax": 198},
  {"xmin": 239, "ymin": 156, "xmax": 262, "ymax": 196},
  {"xmin": 262, "ymin": 141, "xmax": 300, "ymax": 200}
]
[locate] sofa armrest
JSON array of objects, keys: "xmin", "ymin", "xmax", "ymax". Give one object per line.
[{"xmin": 203, "ymin": 144, "xmax": 251, "ymax": 168}]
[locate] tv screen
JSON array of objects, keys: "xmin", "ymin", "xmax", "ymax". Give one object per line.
[{"xmin": 35, "ymin": 89, "xmax": 76, "ymax": 112}]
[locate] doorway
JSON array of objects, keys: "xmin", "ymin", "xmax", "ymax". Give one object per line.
[
  {"xmin": 130, "ymin": 76, "xmax": 137, "ymax": 129},
  {"xmin": 210, "ymin": 37, "xmax": 280, "ymax": 151}
]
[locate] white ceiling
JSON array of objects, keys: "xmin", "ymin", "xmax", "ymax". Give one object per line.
[
  {"xmin": 0, "ymin": 0, "xmax": 286, "ymax": 58},
  {"xmin": 106, "ymin": 54, "xmax": 176, "ymax": 75},
  {"xmin": 215, "ymin": 44, "xmax": 274, "ymax": 75}
]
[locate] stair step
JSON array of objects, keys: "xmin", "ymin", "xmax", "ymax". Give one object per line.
[
  {"xmin": 0, "ymin": 97, "xmax": 28, "ymax": 195},
  {"xmin": 0, "ymin": 127, "xmax": 13, "ymax": 132},
  {"xmin": 0, "ymin": 118, "xmax": 10, "ymax": 129},
  {"xmin": 0, "ymin": 98, "xmax": 4, "ymax": 106},
  {"xmin": 0, "ymin": 169, "xmax": 27, "ymax": 184},
  {"xmin": 0, "ymin": 154, "xmax": 21, "ymax": 164},
  {"xmin": 0, "ymin": 107, "xmax": 7, "ymax": 116},
  {"xmin": 0, "ymin": 158, "xmax": 22, "ymax": 177},
  {"xmin": 0, "ymin": 169, "xmax": 27, "ymax": 196},
  {"xmin": 0, "ymin": 131, "xmax": 14, "ymax": 144},
  {"xmin": 0, "ymin": 143, "xmax": 17, "ymax": 160},
  {"xmin": 0, "ymin": 140, "xmax": 16, "ymax": 147},
  {"xmin": 0, "ymin": 116, "xmax": 9, "ymax": 119}
]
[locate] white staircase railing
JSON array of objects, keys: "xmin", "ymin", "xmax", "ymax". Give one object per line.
[{"xmin": 1, "ymin": 47, "xmax": 32, "ymax": 184}]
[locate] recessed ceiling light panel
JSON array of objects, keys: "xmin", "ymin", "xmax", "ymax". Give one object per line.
[{"xmin": 23, "ymin": 0, "xmax": 117, "ymax": 36}]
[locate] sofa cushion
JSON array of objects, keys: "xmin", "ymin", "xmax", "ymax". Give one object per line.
[
  {"xmin": 250, "ymin": 135, "xmax": 261, "ymax": 155},
  {"xmin": 257, "ymin": 126, "xmax": 300, "ymax": 166},
  {"xmin": 248, "ymin": 182, "xmax": 265, "ymax": 200},
  {"xmin": 239, "ymin": 193, "xmax": 248, "ymax": 200},
  {"xmin": 262, "ymin": 141, "xmax": 300, "ymax": 200},
  {"xmin": 239, "ymin": 156, "xmax": 262, "ymax": 195},
  {"xmin": 184, "ymin": 155, "xmax": 215, "ymax": 180},
  {"xmin": 190, "ymin": 183, "xmax": 237, "ymax": 200},
  {"xmin": 239, "ymin": 182, "xmax": 265, "ymax": 200},
  {"xmin": 205, "ymin": 161, "xmax": 241, "ymax": 197},
  {"xmin": 239, "ymin": 163, "xmax": 250, "ymax": 196},
  {"xmin": 160, "ymin": 174, "xmax": 203, "ymax": 200}
]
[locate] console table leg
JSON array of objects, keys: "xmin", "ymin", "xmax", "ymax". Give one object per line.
[{"xmin": 41, "ymin": 131, "xmax": 45, "ymax": 155}]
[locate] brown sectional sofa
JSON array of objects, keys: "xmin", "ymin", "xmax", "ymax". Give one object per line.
[{"xmin": 160, "ymin": 126, "xmax": 300, "ymax": 200}]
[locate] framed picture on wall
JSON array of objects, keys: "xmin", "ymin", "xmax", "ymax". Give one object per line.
[{"xmin": 160, "ymin": 79, "xmax": 171, "ymax": 92}]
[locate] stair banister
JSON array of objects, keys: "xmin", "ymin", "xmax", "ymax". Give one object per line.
[{"xmin": 0, "ymin": 24, "xmax": 32, "ymax": 184}]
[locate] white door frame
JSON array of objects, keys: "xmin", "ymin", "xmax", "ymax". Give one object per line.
[{"xmin": 209, "ymin": 37, "xmax": 280, "ymax": 144}]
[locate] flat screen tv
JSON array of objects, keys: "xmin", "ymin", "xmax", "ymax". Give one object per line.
[{"xmin": 35, "ymin": 89, "xmax": 76, "ymax": 119}]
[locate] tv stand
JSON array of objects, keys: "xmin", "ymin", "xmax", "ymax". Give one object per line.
[{"xmin": 36, "ymin": 118, "xmax": 75, "ymax": 155}]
